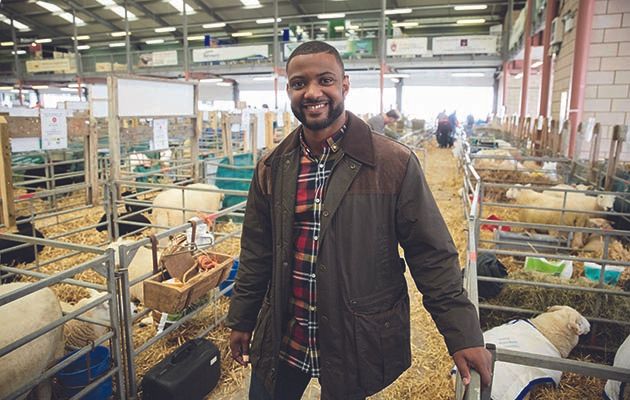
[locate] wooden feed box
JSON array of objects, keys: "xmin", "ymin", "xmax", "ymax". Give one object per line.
[{"xmin": 143, "ymin": 252, "xmax": 233, "ymax": 314}]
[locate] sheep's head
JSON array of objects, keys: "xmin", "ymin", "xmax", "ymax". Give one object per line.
[
  {"xmin": 530, "ymin": 305, "xmax": 590, "ymax": 358},
  {"xmin": 505, "ymin": 183, "xmax": 531, "ymax": 200},
  {"xmin": 596, "ymin": 194, "xmax": 615, "ymax": 210}
]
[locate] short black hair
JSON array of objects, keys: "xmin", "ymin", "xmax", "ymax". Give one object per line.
[
  {"xmin": 286, "ymin": 41, "xmax": 345, "ymax": 74},
  {"xmin": 386, "ymin": 109, "xmax": 401, "ymax": 120}
]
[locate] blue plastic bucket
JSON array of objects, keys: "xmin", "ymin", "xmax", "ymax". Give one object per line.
[
  {"xmin": 219, "ymin": 258, "xmax": 239, "ymax": 297},
  {"xmin": 57, "ymin": 346, "xmax": 113, "ymax": 400}
]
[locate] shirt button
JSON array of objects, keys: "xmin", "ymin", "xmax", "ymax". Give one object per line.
[
  {"xmin": 313, "ymin": 236, "xmax": 318, "ymax": 241},
  {"xmin": 282, "ymin": 261, "xmax": 288, "ymax": 267},
  {"xmin": 349, "ymin": 163, "xmax": 356, "ymax": 169},
  {"xmin": 311, "ymin": 273, "xmax": 316, "ymax": 278},
  {"xmin": 315, "ymin": 198, "xmax": 320, "ymax": 204},
  {"xmin": 309, "ymin": 305, "xmax": 316, "ymax": 311}
]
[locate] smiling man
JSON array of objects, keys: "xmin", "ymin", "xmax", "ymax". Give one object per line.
[{"xmin": 226, "ymin": 41, "xmax": 491, "ymax": 400}]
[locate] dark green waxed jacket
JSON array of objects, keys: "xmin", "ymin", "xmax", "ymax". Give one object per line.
[{"xmin": 225, "ymin": 111, "xmax": 483, "ymax": 399}]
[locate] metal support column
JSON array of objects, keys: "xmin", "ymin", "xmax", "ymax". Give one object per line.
[
  {"xmin": 519, "ymin": 0, "xmax": 534, "ymax": 117},
  {"xmin": 379, "ymin": 0, "xmax": 386, "ymax": 114},
  {"xmin": 273, "ymin": 0, "xmax": 280, "ymax": 109},
  {"xmin": 183, "ymin": 2, "xmax": 189, "ymax": 79},
  {"xmin": 395, "ymin": 79, "xmax": 403, "ymax": 113},
  {"xmin": 568, "ymin": 0, "xmax": 596, "ymax": 157},
  {"xmin": 539, "ymin": 0, "xmax": 558, "ymax": 117},
  {"xmin": 124, "ymin": 0, "xmax": 131, "ymax": 74}
]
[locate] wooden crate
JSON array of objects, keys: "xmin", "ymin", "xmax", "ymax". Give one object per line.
[{"xmin": 143, "ymin": 252, "xmax": 233, "ymax": 314}]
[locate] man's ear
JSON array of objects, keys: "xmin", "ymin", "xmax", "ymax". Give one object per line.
[
  {"xmin": 342, "ymin": 74, "xmax": 350, "ymax": 98},
  {"xmin": 286, "ymin": 82, "xmax": 290, "ymax": 95}
]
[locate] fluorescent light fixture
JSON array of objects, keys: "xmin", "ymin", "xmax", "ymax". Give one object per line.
[
  {"xmin": 188, "ymin": 35, "xmax": 205, "ymax": 40},
  {"xmin": 32, "ymin": 85, "xmax": 49, "ymax": 89},
  {"xmin": 243, "ymin": 4, "xmax": 263, "ymax": 9},
  {"xmin": 216, "ymin": 82, "xmax": 232, "ymax": 86},
  {"xmin": 72, "ymin": 35, "xmax": 90, "ymax": 40},
  {"xmin": 60, "ymin": 12, "xmax": 86, "ymax": 25},
  {"xmin": 95, "ymin": 0, "xmax": 139, "ymax": 21},
  {"xmin": 109, "ymin": 42, "xmax": 126, "ymax": 47},
  {"xmin": 61, "ymin": 88, "xmax": 77, "ymax": 92},
  {"xmin": 334, "ymin": 26, "xmax": 345, "ymax": 32},
  {"xmin": 111, "ymin": 31, "xmax": 130, "ymax": 37},
  {"xmin": 200, "ymin": 78, "xmax": 223, "ymax": 83},
  {"xmin": 531, "ymin": 61, "xmax": 543, "ymax": 68},
  {"xmin": 240, "ymin": 0, "xmax": 261, "ymax": 6},
  {"xmin": 203, "ymin": 22, "xmax": 226, "ymax": 29},
  {"xmin": 0, "ymin": 14, "xmax": 30, "ymax": 31},
  {"xmin": 232, "ymin": 31, "xmax": 253, "ymax": 37},
  {"xmin": 11, "ymin": 89, "xmax": 25, "ymax": 93},
  {"xmin": 1, "ymin": 41, "xmax": 15, "ymax": 46},
  {"xmin": 318, "ymin": 13, "xmax": 346, "ymax": 19},
  {"xmin": 514, "ymin": 72, "xmax": 523, "ymax": 79},
  {"xmin": 0, "ymin": 86, "xmax": 14, "ymax": 90},
  {"xmin": 383, "ymin": 73, "xmax": 410, "ymax": 78},
  {"xmin": 155, "ymin": 26, "xmax": 176, "ymax": 33},
  {"xmin": 256, "ymin": 18, "xmax": 281, "ymax": 24},
  {"xmin": 253, "ymin": 76, "xmax": 275, "ymax": 81},
  {"xmin": 456, "ymin": 18, "xmax": 486, "ymax": 24},
  {"xmin": 36, "ymin": 3, "xmax": 85, "ymax": 25},
  {"xmin": 166, "ymin": 0, "xmax": 196, "ymax": 15},
  {"xmin": 392, "ymin": 22, "xmax": 419, "ymax": 28},
  {"xmin": 390, "ymin": 78, "xmax": 400, "ymax": 83},
  {"xmin": 35, "ymin": 38, "xmax": 52, "ymax": 44},
  {"xmin": 68, "ymin": 83, "xmax": 80, "ymax": 88},
  {"xmin": 12, "ymin": 50, "xmax": 26, "ymax": 55},
  {"xmin": 146, "ymin": 39, "xmax": 165, "ymax": 44},
  {"xmin": 35, "ymin": 1, "xmax": 61, "ymax": 13},
  {"xmin": 319, "ymin": 27, "xmax": 327, "ymax": 32},
  {"xmin": 451, "ymin": 72, "xmax": 485, "ymax": 77},
  {"xmin": 385, "ymin": 8, "xmax": 412, "ymax": 15},
  {"xmin": 454, "ymin": 4, "xmax": 488, "ymax": 11}
]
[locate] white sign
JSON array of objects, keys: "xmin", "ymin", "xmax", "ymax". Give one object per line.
[
  {"xmin": 40, "ymin": 109, "xmax": 68, "ymax": 150},
  {"xmin": 152, "ymin": 119, "xmax": 169, "ymax": 150},
  {"xmin": 139, "ymin": 50, "xmax": 178, "ymax": 67},
  {"xmin": 11, "ymin": 137, "xmax": 40, "ymax": 153},
  {"xmin": 386, "ymin": 38, "xmax": 429, "ymax": 56},
  {"xmin": 193, "ymin": 45, "xmax": 269, "ymax": 63},
  {"xmin": 26, "ymin": 58, "xmax": 71, "ymax": 73},
  {"xmin": 432, "ymin": 35, "xmax": 498, "ymax": 55}
]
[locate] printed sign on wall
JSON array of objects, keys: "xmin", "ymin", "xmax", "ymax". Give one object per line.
[
  {"xmin": 193, "ymin": 45, "xmax": 269, "ymax": 63},
  {"xmin": 40, "ymin": 109, "xmax": 68, "ymax": 150},
  {"xmin": 432, "ymin": 36, "xmax": 498, "ymax": 55},
  {"xmin": 387, "ymin": 38, "xmax": 429, "ymax": 56}
]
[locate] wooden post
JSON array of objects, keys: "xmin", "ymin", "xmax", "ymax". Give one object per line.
[
  {"xmin": 250, "ymin": 114, "xmax": 258, "ymax": 164},
  {"xmin": 192, "ymin": 111, "xmax": 201, "ymax": 182},
  {"xmin": 221, "ymin": 113, "xmax": 234, "ymax": 164},
  {"xmin": 87, "ymin": 116, "xmax": 99, "ymax": 205},
  {"xmin": 604, "ymin": 125, "xmax": 627, "ymax": 191},
  {"xmin": 108, "ymin": 76, "xmax": 121, "ymax": 183},
  {"xmin": 282, "ymin": 112, "xmax": 291, "ymax": 138},
  {"xmin": 589, "ymin": 123, "xmax": 601, "ymax": 184},
  {"xmin": 539, "ymin": 117, "xmax": 548, "ymax": 157},
  {"xmin": 0, "ymin": 117, "xmax": 16, "ymax": 228},
  {"xmin": 264, "ymin": 111, "xmax": 275, "ymax": 149}
]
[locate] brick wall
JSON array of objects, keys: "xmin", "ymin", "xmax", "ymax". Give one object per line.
[
  {"xmin": 504, "ymin": 70, "xmax": 542, "ymax": 117},
  {"xmin": 551, "ymin": 0, "xmax": 630, "ymax": 160}
]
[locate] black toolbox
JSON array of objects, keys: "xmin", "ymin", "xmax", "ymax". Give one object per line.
[{"xmin": 141, "ymin": 338, "xmax": 221, "ymax": 400}]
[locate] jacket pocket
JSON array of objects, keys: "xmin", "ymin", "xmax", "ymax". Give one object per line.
[
  {"xmin": 250, "ymin": 298, "xmax": 272, "ymax": 370},
  {"xmin": 351, "ymin": 288, "xmax": 411, "ymax": 393}
]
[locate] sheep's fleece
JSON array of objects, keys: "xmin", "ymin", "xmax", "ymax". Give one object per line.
[
  {"xmin": 604, "ymin": 335, "xmax": 630, "ymax": 400},
  {"xmin": 483, "ymin": 319, "xmax": 563, "ymax": 400}
]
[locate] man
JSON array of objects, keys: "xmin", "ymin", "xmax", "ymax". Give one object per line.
[
  {"xmin": 226, "ymin": 41, "xmax": 491, "ymax": 400},
  {"xmin": 367, "ymin": 109, "xmax": 401, "ymax": 136}
]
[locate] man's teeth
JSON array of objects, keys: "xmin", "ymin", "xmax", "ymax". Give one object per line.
[{"xmin": 305, "ymin": 103, "xmax": 326, "ymax": 109}]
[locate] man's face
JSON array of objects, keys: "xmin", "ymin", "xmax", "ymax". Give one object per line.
[{"xmin": 286, "ymin": 52, "xmax": 349, "ymax": 131}]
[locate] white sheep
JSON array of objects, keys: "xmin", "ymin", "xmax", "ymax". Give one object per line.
[
  {"xmin": 483, "ymin": 305, "xmax": 590, "ymax": 400},
  {"xmin": 151, "ymin": 183, "xmax": 224, "ymax": 232},
  {"xmin": 0, "ymin": 282, "xmax": 64, "ymax": 400},
  {"xmin": 107, "ymin": 238, "xmax": 158, "ymax": 304},
  {"xmin": 60, "ymin": 289, "xmax": 110, "ymax": 349},
  {"xmin": 604, "ymin": 334, "xmax": 630, "ymax": 400}
]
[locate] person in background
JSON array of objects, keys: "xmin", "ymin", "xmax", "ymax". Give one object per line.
[
  {"xmin": 448, "ymin": 110, "xmax": 459, "ymax": 132},
  {"xmin": 465, "ymin": 114, "xmax": 475, "ymax": 136},
  {"xmin": 226, "ymin": 41, "xmax": 492, "ymax": 400},
  {"xmin": 367, "ymin": 109, "xmax": 401, "ymax": 137}
]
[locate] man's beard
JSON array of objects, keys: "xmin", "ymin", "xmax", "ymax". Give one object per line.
[{"xmin": 292, "ymin": 99, "xmax": 345, "ymax": 131}]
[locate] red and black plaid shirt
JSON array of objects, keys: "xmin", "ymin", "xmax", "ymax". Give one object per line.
[{"xmin": 279, "ymin": 125, "xmax": 346, "ymax": 377}]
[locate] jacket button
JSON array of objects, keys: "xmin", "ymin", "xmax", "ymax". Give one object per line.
[
  {"xmin": 322, "ymin": 210, "xmax": 329, "ymax": 217},
  {"xmin": 282, "ymin": 261, "xmax": 288, "ymax": 267},
  {"xmin": 350, "ymin": 300, "xmax": 357, "ymax": 305},
  {"xmin": 320, "ymin": 265, "xmax": 326, "ymax": 272},
  {"xmin": 285, "ymin": 159, "xmax": 290, "ymax": 165},
  {"xmin": 384, "ymin": 321, "xmax": 391, "ymax": 329},
  {"xmin": 349, "ymin": 163, "xmax": 356, "ymax": 169}
]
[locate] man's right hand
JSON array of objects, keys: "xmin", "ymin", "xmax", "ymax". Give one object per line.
[{"xmin": 229, "ymin": 329, "xmax": 252, "ymax": 366}]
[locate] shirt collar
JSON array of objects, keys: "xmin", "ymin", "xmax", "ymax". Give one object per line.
[{"xmin": 299, "ymin": 124, "xmax": 346, "ymax": 157}]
